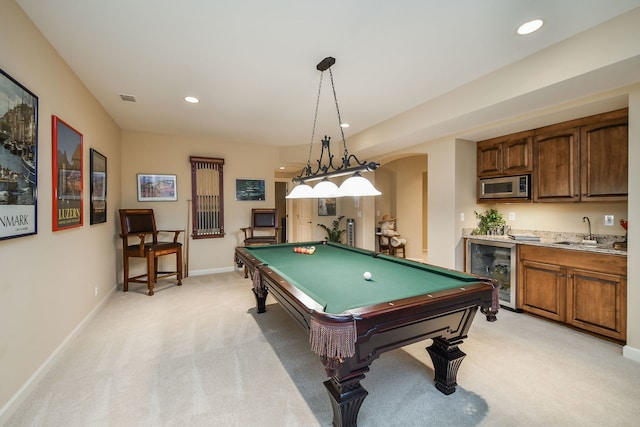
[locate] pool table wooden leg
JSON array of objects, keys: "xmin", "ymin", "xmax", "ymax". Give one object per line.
[
  {"xmin": 323, "ymin": 372, "xmax": 369, "ymax": 427},
  {"xmin": 426, "ymin": 337, "xmax": 466, "ymax": 395},
  {"xmin": 252, "ymin": 288, "xmax": 267, "ymax": 313}
]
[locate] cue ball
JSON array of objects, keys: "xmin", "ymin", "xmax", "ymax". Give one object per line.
[{"xmin": 363, "ymin": 272, "xmax": 372, "ymax": 281}]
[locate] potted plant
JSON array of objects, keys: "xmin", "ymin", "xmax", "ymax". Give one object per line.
[
  {"xmin": 317, "ymin": 215, "xmax": 345, "ymax": 242},
  {"xmin": 472, "ymin": 209, "xmax": 505, "ymax": 235}
]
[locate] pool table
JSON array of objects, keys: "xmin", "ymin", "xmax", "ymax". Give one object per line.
[{"xmin": 235, "ymin": 242, "xmax": 498, "ymax": 427}]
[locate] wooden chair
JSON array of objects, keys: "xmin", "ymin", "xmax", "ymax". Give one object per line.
[
  {"xmin": 119, "ymin": 209, "xmax": 183, "ymax": 296},
  {"xmin": 377, "ymin": 233, "xmax": 406, "ymax": 258},
  {"xmin": 241, "ymin": 208, "xmax": 279, "ymax": 245},
  {"xmin": 239, "ymin": 208, "xmax": 279, "ymax": 277}
]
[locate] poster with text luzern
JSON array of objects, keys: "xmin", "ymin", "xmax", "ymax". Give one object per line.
[
  {"xmin": 0, "ymin": 68, "xmax": 38, "ymax": 240},
  {"xmin": 52, "ymin": 116, "xmax": 83, "ymax": 231}
]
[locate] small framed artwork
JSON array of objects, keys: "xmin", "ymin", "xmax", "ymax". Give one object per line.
[
  {"xmin": 235, "ymin": 178, "xmax": 265, "ymax": 201},
  {"xmin": 137, "ymin": 174, "xmax": 177, "ymax": 201},
  {"xmin": 318, "ymin": 198, "xmax": 336, "ymax": 216},
  {"xmin": 52, "ymin": 116, "xmax": 83, "ymax": 231},
  {"xmin": 0, "ymin": 68, "xmax": 38, "ymax": 240},
  {"xmin": 90, "ymin": 149, "xmax": 107, "ymax": 224}
]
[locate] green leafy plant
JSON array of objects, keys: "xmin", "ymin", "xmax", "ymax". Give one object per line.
[
  {"xmin": 472, "ymin": 209, "xmax": 505, "ymax": 235},
  {"xmin": 317, "ymin": 215, "xmax": 345, "ymax": 242}
]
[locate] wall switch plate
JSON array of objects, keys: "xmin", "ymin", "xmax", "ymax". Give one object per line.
[
  {"xmin": 460, "ymin": 213, "xmax": 464, "ymax": 221},
  {"xmin": 604, "ymin": 215, "xmax": 614, "ymax": 226},
  {"xmin": 509, "ymin": 212, "xmax": 516, "ymax": 221}
]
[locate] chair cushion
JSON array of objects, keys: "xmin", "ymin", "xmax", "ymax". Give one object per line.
[{"xmin": 126, "ymin": 242, "xmax": 182, "ymax": 255}]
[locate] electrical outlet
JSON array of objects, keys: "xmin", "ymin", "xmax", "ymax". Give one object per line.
[
  {"xmin": 509, "ymin": 212, "xmax": 516, "ymax": 221},
  {"xmin": 94, "ymin": 286, "xmax": 99, "ymax": 297},
  {"xmin": 604, "ymin": 215, "xmax": 614, "ymax": 226}
]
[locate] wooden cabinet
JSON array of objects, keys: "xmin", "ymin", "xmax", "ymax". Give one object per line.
[
  {"xmin": 478, "ymin": 108, "xmax": 628, "ymax": 203},
  {"xmin": 477, "ymin": 130, "xmax": 532, "ymax": 177},
  {"xmin": 567, "ymin": 268, "xmax": 626, "ymax": 339},
  {"xmin": 518, "ymin": 245, "xmax": 627, "ymax": 342},
  {"xmin": 520, "ymin": 259, "xmax": 566, "ymax": 321},
  {"xmin": 580, "ymin": 116, "xmax": 628, "ymax": 201},
  {"xmin": 532, "ymin": 109, "xmax": 628, "ymax": 202},
  {"xmin": 532, "ymin": 126, "xmax": 580, "ymax": 202}
]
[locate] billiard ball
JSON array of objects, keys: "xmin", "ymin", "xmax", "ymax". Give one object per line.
[{"xmin": 363, "ymin": 271, "xmax": 372, "ymax": 281}]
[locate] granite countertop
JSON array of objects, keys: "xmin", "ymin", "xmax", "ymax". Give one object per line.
[{"xmin": 464, "ymin": 230, "xmax": 627, "ymax": 256}]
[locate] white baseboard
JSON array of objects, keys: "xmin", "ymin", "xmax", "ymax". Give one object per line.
[
  {"xmin": 623, "ymin": 344, "xmax": 640, "ymax": 363},
  {"xmin": 188, "ymin": 266, "xmax": 235, "ymax": 276},
  {"xmin": 0, "ymin": 286, "xmax": 117, "ymax": 426}
]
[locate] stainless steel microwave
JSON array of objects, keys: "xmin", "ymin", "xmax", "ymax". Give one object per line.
[{"xmin": 479, "ymin": 174, "xmax": 530, "ymax": 200}]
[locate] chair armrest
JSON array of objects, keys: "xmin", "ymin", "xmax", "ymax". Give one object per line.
[
  {"xmin": 240, "ymin": 227, "xmax": 252, "ymax": 239},
  {"xmin": 123, "ymin": 232, "xmax": 154, "ymax": 255},
  {"xmin": 158, "ymin": 229, "xmax": 183, "ymax": 243}
]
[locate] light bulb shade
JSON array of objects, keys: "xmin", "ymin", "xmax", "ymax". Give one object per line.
[
  {"xmin": 312, "ymin": 178, "xmax": 340, "ymax": 198},
  {"xmin": 285, "ymin": 183, "xmax": 315, "ymax": 199},
  {"xmin": 338, "ymin": 173, "xmax": 381, "ymax": 197}
]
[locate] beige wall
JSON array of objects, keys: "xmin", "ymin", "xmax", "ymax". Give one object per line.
[
  {"xmin": 120, "ymin": 131, "xmax": 281, "ymax": 275},
  {"xmin": 378, "ymin": 156, "xmax": 427, "ymax": 260},
  {"xmin": 625, "ymin": 88, "xmax": 639, "ymax": 361},
  {"xmin": 461, "ymin": 203, "xmax": 628, "ymax": 238},
  {"xmin": 454, "ymin": 139, "xmax": 479, "ymax": 270},
  {"xmin": 0, "ymin": 0, "xmax": 121, "ymax": 418}
]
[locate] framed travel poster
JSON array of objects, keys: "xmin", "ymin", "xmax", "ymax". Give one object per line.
[
  {"xmin": 90, "ymin": 149, "xmax": 107, "ymax": 224},
  {"xmin": 52, "ymin": 116, "xmax": 83, "ymax": 231},
  {"xmin": 137, "ymin": 174, "xmax": 177, "ymax": 201},
  {"xmin": 0, "ymin": 68, "xmax": 38, "ymax": 240}
]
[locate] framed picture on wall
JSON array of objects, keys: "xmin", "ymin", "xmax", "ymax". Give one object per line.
[
  {"xmin": 137, "ymin": 173, "xmax": 177, "ymax": 201},
  {"xmin": 235, "ymin": 178, "xmax": 265, "ymax": 201},
  {"xmin": 318, "ymin": 198, "xmax": 336, "ymax": 216},
  {"xmin": 52, "ymin": 116, "xmax": 83, "ymax": 231},
  {"xmin": 0, "ymin": 68, "xmax": 38, "ymax": 240},
  {"xmin": 90, "ymin": 149, "xmax": 107, "ymax": 224}
]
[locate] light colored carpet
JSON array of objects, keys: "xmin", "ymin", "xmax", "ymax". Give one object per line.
[{"xmin": 6, "ymin": 272, "xmax": 640, "ymax": 426}]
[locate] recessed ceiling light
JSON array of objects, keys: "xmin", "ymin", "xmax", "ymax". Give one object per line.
[
  {"xmin": 340, "ymin": 123, "xmax": 350, "ymax": 128},
  {"xmin": 517, "ymin": 19, "xmax": 544, "ymax": 35},
  {"xmin": 184, "ymin": 96, "xmax": 199, "ymax": 103},
  {"xmin": 279, "ymin": 166, "xmax": 285, "ymax": 170}
]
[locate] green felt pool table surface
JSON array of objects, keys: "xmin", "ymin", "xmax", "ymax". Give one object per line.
[{"xmin": 242, "ymin": 242, "xmax": 484, "ymax": 314}]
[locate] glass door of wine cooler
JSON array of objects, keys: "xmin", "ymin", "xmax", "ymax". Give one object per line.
[{"xmin": 465, "ymin": 239, "xmax": 517, "ymax": 310}]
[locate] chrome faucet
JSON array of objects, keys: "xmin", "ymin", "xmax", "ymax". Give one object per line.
[{"xmin": 582, "ymin": 216, "xmax": 592, "ymax": 240}]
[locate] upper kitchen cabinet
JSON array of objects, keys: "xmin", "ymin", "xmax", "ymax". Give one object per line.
[
  {"xmin": 532, "ymin": 109, "xmax": 628, "ymax": 203},
  {"xmin": 532, "ymin": 125, "xmax": 581, "ymax": 202},
  {"xmin": 477, "ymin": 130, "xmax": 533, "ymax": 177},
  {"xmin": 580, "ymin": 114, "xmax": 628, "ymax": 201}
]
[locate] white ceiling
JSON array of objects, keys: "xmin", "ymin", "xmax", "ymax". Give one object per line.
[{"xmin": 16, "ymin": 0, "xmax": 640, "ymax": 151}]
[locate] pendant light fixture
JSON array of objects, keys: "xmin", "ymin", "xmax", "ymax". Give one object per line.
[{"xmin": 286, "ymin": 57, "xmax": 381, "ymax": 199}]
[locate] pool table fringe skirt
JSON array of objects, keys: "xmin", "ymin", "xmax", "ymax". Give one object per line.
[
  {"xmin": 251, "ymin": 263, "xmax": 268, "ymax": 299},
  {"xmin": 310, "ymin": 316, "xmax": 357, "ymax": 360},
  {"xmin": 252, "ymin": 261, "xmax": 357, "ymax": 360}
]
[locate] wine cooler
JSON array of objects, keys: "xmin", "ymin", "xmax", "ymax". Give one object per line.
[{"xmin": 465, "ymin": 238, "xmax": 517, "ymax": 310}]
